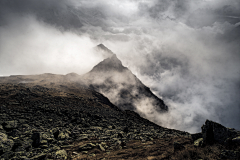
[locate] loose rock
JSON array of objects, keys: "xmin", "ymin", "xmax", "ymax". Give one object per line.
[
  {"xmin": 55, "ymin": 149, "xmax": 67, "ymax": 160},
  {"xmin": 0, "ymin": 132, "xmax": 14, "ymax": 154},
  {"xmin": 194, "ymin": 138, "xmax": 203, "ymax": 147}
]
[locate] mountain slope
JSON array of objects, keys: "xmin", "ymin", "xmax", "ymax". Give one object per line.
[
  {"xmin": 0, "ymin": 75, "xmax": 239, "ymax": 159},
  {"xmin": 81, "ymin": 45, "xmax": 168, "ymax": 118},
  {"xmin": 0, "ymin": 74, "xmax": 189, "ymax": 159}
]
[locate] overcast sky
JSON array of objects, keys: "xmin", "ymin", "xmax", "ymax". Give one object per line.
[{"xmin": 0, "ymin": 0, "xmax": 240, "ymax": 133}]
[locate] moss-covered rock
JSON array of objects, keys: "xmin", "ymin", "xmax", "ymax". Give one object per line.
[
  {"xmin": 232, "ymin": 136, "xmax": 240, "ymax": 145},
  {"xmin": 99, "ymin": 144, "xmax": 105, "ymax": 151},
  {"xmin": 0, "ymin": 132, "xmax": 14, "ymax": 154},
  {"xmin": 194, "ymin": 138, "xmax": 203, "ymax": 147},
  {"xmin": 55, "ymin": 149, "xmax": 67, "ymax": 160},
  {"xmin": 58, "ymin": 131, "xmax": 69, "ymax": 140}
]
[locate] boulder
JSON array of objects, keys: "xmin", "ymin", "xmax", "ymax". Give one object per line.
[
  {"xmin": 55, "ymin": 149, "xmax": 67, "ymax": 160},
  {"xmin": 232, "ymin": 136, "xmax": 240, "ymax": 145},
  {"xmin": 201, "ymin": 120, "xmax": 238, "ymax": 144},
  {"xmin": 0, "ymin": 132, "xmax": 14, "ymax": 154},
  {"xmin": 31, "ymin": 132, "xmax": 49, "ymax": 148},
  {"xmin": 58, "ymin": 131, "xmax": 69, "ymax": 140},
  {"xmin": 98, "ymin": 144, "xmax": 105, "ymax": 151},
  {"xmin": 194, "ymin": 138, "xmax": 203, "ymax": 147},
  {"xmin": 2, "ymin": 121, "xmax": 18, "ymax": 130},
  {"xmin": 31, "ymin": 132, "xmax": 41, "ymax": 148},
  {"xmin": 51, "ymin": 128, "xmax": 59, "ymax": 139}
]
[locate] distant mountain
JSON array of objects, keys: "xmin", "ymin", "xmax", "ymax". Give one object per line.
[
  {"xmin": 82, "ymin": 44, "xmax": 168, "ymax": 115},
  {"xmin": 95, "ymin": 44, "xmax": 114, "ymax": 58}
]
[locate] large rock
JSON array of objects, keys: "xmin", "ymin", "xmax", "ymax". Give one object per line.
[
  {"xmin": 232, "ymin": 136, "xmax": 240, "ymax": 145},
  {"xmin": 0, "ymin": 132, "xmax": 14, "ymax": 154},
  {"xmin": 51, "ymin": 128, "xmax": 59, "ymax": 139},
  {"xmin": 194, "ymin": 138, "xmax": 203, "ymax": 147},
  {"xmin": 58, "ymin": 131, "xmax": 69, "ymax": 140},
  {"xmin": 98, "ymin": 144, "xmax": 105, "ymax": 151},
  {"xmin": 55, "ymin": 149, "xmax": 67, "ymax": 160},
  {"xmin": 31, "ymin": 132, "xmax": 41, "ymax": 148},
  {"xmin": 31, "ymin": 132, "xmax": 49, "ymax": 148},
  {"xmin": 201, "ymin": 120, "xmax": 238, "ymax": 144},
  {"xmin": 2, "ymin": 121, "xmax": 18, "ymax": 130}
]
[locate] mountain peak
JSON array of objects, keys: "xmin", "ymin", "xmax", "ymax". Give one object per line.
[
  {"xmin": 96, "ymin": 44, "xmax": 114, "ymax": 59},
  {"xmin": 83, "ymin": 50, "xmax": 168, "ymax": 113},
  {"xmin": 90, "ymin": 54, "xmax": 127, "ymax": 73},
  {"xmin": 97, "ymin": 44, "xmax": 111, "ymax": 51}
]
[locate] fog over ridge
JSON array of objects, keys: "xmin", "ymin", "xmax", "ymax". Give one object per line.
[{"xmin": 0, "ymin": 0, "xmax": 240, "ymax": 133}]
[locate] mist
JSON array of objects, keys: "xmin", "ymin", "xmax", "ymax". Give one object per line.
[{"xmin": 0, "ymin": 0, "xmax": 240, "ymax": 133}]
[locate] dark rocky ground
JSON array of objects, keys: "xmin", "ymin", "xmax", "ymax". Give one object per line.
[{"xmin": 0, "ymin": 77, "xmax": 240, "ymax": 159}]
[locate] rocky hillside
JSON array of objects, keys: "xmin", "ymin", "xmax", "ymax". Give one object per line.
[
  {"xmin": 0, "ymin": 80, "xmax": 239, "ymax": 159},
  {"xmin": 0, "ymin": 77, "xmax": 189, "ymax": 159}
]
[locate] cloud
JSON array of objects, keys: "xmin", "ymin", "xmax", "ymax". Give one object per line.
[
  {"xmin": 0, "ymin": 0, "xmax": 240, "ymax": 133},
  {"xmin": 0, "ymin": 0, "xmax": 83, "ymax": 30},
  {"xmin": 0, "ymin": 14, "xmax": 104, "ymax": 76},
  {"xmin": 100, "ymin": 1, "xmax": 240, "ymax": 132}
]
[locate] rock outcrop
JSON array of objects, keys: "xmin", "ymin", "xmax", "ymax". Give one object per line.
[{"xmin": 201, "ymin": 120, "xmax": 239, "ymax": 145}]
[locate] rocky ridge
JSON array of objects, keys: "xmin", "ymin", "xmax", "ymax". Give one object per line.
[{"xmin": 0, "ymin": 82, "xmax": 189, "ymax": 159}]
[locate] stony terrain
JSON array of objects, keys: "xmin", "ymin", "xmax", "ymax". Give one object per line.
[
  {"xmin": 0, "ymin": 76, "xmax": 240, "ymax": 159},
  {"xmin": 0, "ymin": 79, "xmax": 188, "ymax": 159}
]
